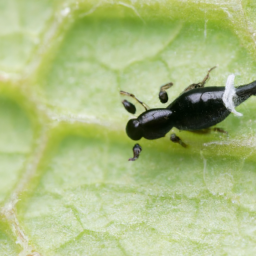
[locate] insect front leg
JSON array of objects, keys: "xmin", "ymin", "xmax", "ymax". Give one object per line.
[
  {"xmin": 129, "ymin": 144, "xmax": 142, "ymax": 161},
  {"xmin": 159, "ymin": 82, "xmax": 173, "ymax": 103},
  {"xmin": 122, "ymin": 99, "xmax": 136, "ymax": 114},
  {"xmin": 184, "ymin": 66, "xmax": 217, "ymax": 92},
  {"xmin": 170, "ymin": 133, "xmax": 187, "ymax": 148},
  {"xmin": 120, "ymin": 91, "xmax": 149, "ymax": 114}
]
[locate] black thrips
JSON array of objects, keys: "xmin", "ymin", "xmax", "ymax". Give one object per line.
[{"xmin": 120, "ymin": 67, "xmax": 256, "ymax": 161}]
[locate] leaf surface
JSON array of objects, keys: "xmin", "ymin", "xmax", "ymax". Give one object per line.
[{"xmin": 1, "ymin": 1, "xmax": 256, "ymax": 255}]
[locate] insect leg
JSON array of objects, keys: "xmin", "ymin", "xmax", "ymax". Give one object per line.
[
  {"xmin": 189, "ymin": 128, "xmax": 212, "ymax": 134},
  {"xmin": 122, "ymin": 99, "xmax": 136, "ymax": 114},
  {"xmin": 184, "ymin": 66, "xmax": 217, "ymax": 92},
  {"xmin": 170, "ymin": 133, "xmax": 187, "ymax": 148},
  {"xmin": 213, "ymin": 127, "xmax": 228, "ymax": 135},
  {"xmin": 159, "ymin": 82, "xmax": 173, "ymax": 103},
  {"xmin": 120, "ymin": 91, "xmax": 149, "ymax": 112},
  {"xmin": 129, "ymin": 144, "xmax": 142, "ymax": 161},
  {"xmin": 189, "ymin": 127, "xmax": 228, "ymax": 135}
]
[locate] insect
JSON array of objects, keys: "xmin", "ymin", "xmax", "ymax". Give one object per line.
[{"xmin": 120, "ymin": 67, "xmax": 256, "ymax": 161}]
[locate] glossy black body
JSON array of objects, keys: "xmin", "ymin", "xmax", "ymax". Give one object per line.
[{"xmin": 127, "ymin": 81, "xmax": 256, "ymax": 140}]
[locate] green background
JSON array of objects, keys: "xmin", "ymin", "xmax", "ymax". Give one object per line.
[{"xmin": 1, "ymin": 0, "xmax": 256, "ymax": 255}]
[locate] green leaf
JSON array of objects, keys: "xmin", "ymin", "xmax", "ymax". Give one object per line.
[
  {"xmin": 0, "ymin": 219, "xmax": 21, "ymax": 256},
  {"xmin": 1, "ymin": 0, "xmax": 256, "ymax": 255}
]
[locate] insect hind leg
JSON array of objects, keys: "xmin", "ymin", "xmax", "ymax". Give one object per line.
[
  {"xmin": 170, "ymin": 133, "xmax": 187, "ymax": 148},
  {"xmin": 184, "ymin": 66, "xmax": 217, "ymax": 92},
  {"xmin": 189, "ymin": 127, "xmax": 228, "ymax": 136}
]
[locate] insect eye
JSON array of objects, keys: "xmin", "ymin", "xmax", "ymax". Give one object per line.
[
  {"xmin": 122, "ymin": 100, "xmax": 136, "ymax": 114},
  {"xmin": 159, "ymin": 91, "xmax": 168, "ymax": 103}
]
